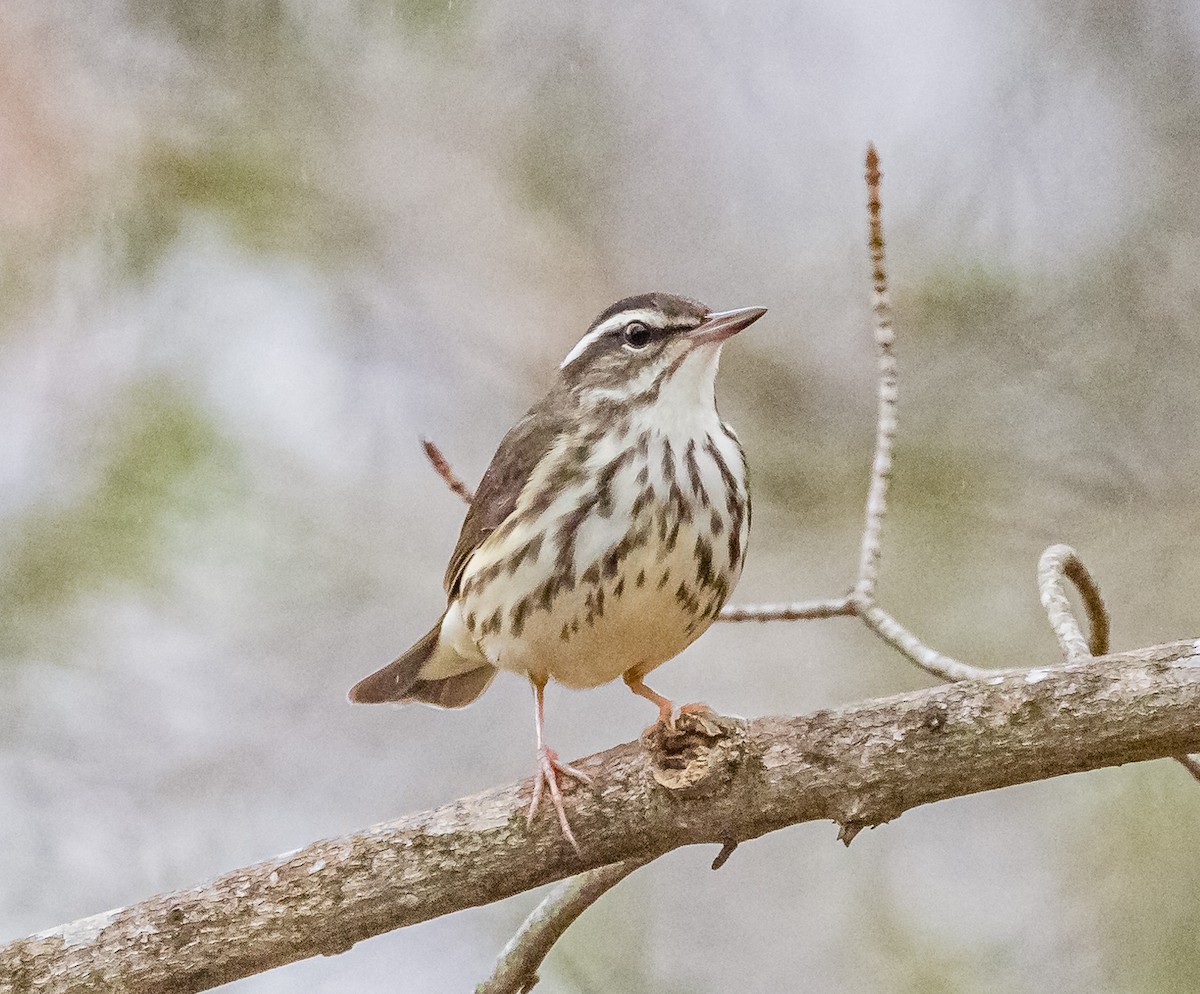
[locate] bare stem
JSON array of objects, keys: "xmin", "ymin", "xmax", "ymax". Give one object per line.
[
  {"xmin": 1037, "ymin": 544, "xmax": 1111, "ymax": 662},
  {"xmin": 422, "ymin": 438, "xmax": 474, "ymax": 505},
  {"xmin": 719, "ymin": 597, "xmax": 854, "ymax": 622},
  {"xmin": 720, "ymin": 146, "xmax": 977, "ymax": 684},
  {"xmin": 854, "ymin": 143, "xmax": 898, "ymax": 604},
  {"xmin": 1176, "ymin": 754, "xmax": 1200, "ymax": 783},
  {"xmin": 476, "ymin": 858, "xmax": 652, "ymax": 994},
  {"xmin": 857, "ymin": 604, "xmax": 990, "ymax": 682}
]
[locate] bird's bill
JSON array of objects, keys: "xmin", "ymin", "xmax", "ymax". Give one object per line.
[{"xmin": 686, "ymin": 306, "xmax": 767, "ymax": 347}]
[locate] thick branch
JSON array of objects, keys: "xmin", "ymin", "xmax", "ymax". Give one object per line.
[{"xmin": 5, "ymin": 640, "xmax": 1198, "ymax": 993}]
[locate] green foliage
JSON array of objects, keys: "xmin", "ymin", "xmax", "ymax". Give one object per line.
[
  {"xmin": 128, "ymin": 0, "xmax": 305, "ymax": 67},
  {"xmin": 0, "ymin": 382, "xmax": 238, "ymax": 658},
  {"xmin": 115, "ymin": 138, "xmax": 375, "ymax": 280},
  {"xmin": 377, "ymin": 0, "xmax": 474, "ymax": 40}
]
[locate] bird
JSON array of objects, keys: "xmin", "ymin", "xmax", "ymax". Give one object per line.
[{"xmin": 349, "ymin": 292, "xmax": 764, "ymax": 849}]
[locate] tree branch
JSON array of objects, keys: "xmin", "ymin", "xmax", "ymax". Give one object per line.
[{"xmin": 5, "ymin": 640, "xmax": 1198, "ymax": 993}]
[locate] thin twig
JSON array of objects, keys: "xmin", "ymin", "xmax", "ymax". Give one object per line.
[
  {"xmin": 1176, "ymin": 755, "xmax": 1200, "ymax": 783},
  {"xmin": 1037, "ymin": 544, "xmax": 1110, "ymax": 661},
  {"xmin": 720, "ymin": 146, "xmax": 982, "ymax": 684},
  {"xmin": 719, "ymin": 597, "xmax": 854, "ymax": 622},
  {"xmin": 422, "ymin": 438, "xmax": 474, "ymax": 504},
  {"xmin": 854, "ymin": 143, "xmax": 897, "ymax": 605},
  {"xmin": 476, "ymin": 858, "xmax": 652, "ymax": 994},
  {"xmin": 858, "ymin": 604, "xmax": 989, "ymax": 682},
  {"xmin": 711, "ymin": 839, "xmax": 738, "ymax": 870}
]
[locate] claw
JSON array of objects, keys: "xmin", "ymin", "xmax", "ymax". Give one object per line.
[
  {"xmin": 527, "ymin": 679, "xmax": 591, "ymax": 852},
  {"xmin": 528, "ymin": 745, "xmax": 591, "ymax": 852}
]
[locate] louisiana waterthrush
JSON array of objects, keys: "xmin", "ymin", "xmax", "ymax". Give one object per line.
[{"xmin": 350, "ymin": 292, "xmax": 765, "ymax": 848}]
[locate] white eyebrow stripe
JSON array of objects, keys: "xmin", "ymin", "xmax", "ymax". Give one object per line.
[
  {"xmin": 559, "ymin": 327, "xmax": 608, "ymax": 369},
  {"xmin": 558, "ymin": 308, "xmax": 676, "ymax": 369}
]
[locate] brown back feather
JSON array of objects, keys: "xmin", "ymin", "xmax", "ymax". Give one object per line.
[{"xmin": 442, "ymin": 395, "xmax": 565, "ymax": 596}]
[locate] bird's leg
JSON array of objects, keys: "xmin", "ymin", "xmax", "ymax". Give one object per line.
[
  {"xmin": 527, "ymin": 677, "xmax": 590, "ymax": 852},
  {"xmin": 623, "ymin": 672, "xmax": 715, "ymax": 729},
  {"xmin": 622, "ymin": 672, "xmax": 676, "ymax": 727}
]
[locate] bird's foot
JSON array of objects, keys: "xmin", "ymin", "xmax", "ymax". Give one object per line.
[
  {"xmin": 528, "ymin": 745, "xmax": 591, "ymax": 853},
  {"xmin": 653, "ymin": 700, "xmax": 719, "ymax": 732}
]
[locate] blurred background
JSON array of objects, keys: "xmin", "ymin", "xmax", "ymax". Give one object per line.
[{"xmin": 2, "ymin": 0, "xmax": 1199, "ymax": 990}]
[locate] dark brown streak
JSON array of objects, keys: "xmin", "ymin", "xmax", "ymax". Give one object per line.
[
  {"xmin": 506, "ymin": 534, "xmax": 544, "ymax": 575},
  {"xmin": 509, "ymin": 599, "xmax": 529, "ymax": 638},
  {"xmin": 664, "ymin": 519, "xmax": 681, "ymax": 555},
  {"xmin": 555, "ymin": 503, "xmax": 593, "ymax": 575},
  {"xmin": 684, "ymin": 438, "xmax": 706, "ymax": 503},
  {"xmin": 703, "ymin": 435, "xmax": 742, "ymax": 519},
  {"xmin": 660, "ymin": 439, "xmax": 674, "ymax": 488},
  {"xmin": 595, "ymin": 450, "xmax": 634, "ymax": 518},
  {"xmin": 481, "ymin": 608, "xmax": 502, "ymax": 637},
  {"xmin": 666, "ymin": 479, "xmax": 693, "ymax": 525},
  {"xmin": 729, "ymin": 523, "xmax": 744, "ymax": 574},
  {"xmin": 694, "ymin": 534, "xmax": 716, "ymax": 589}
]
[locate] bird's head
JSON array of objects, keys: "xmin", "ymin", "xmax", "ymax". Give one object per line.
[{"xmin": 557, "ymin": 293, "xmax": 766, "ymax": 415}]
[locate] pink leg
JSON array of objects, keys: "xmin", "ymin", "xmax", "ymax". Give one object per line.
[
  {"xmin": 623, "ymin": 672, "xmax": 713, "ymax": 728},
  {"xmin": 527, "ymin": 678, "xmax": 591, "ymax": 852},
  {"xmin": 623, "ymin": 672, "xmax": 675, "ymax": 726}
]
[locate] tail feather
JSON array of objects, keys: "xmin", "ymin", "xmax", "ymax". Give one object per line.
[
  {"xmin": 404, "ymin": 666, "xmax": 497, "ymax": 708},
  {"xmin": 348, "ymin": 617, "xmax": 495, "ymax": 709}
]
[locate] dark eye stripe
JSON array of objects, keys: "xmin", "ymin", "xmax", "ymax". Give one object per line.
[
  {"xmin": 561, "ymin": 307, "xmax": 703, "ymax": 373},
  {"xmin": 608, "ymin": 320, "xmax": 689, "ymax": 345}
]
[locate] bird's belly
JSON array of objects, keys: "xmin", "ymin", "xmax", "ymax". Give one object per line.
[
  {"xmin": 461, "ymin": 511, "xmax": 742, "ymax": 689},
  {"xmin": 456, "ymin": 421, "xmax": 748, "ymax": 690},
  {"xmin": 509, "ymin": 542, "xmax": 710, "ymax": 687}
]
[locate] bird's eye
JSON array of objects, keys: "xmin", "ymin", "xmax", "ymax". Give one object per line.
[{"xmin": 622, "ymin": 322, "xmax": 651, "ymax": 351}]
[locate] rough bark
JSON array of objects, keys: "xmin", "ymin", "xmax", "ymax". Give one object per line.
[{"xmin": 3, "ymin": 639, "xmax": 1198, "ymax": 994}]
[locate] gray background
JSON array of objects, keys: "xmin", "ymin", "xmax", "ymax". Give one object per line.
[{"xmin": 2, "ymin": 1, "xmax": 1199, "ymax": 990}]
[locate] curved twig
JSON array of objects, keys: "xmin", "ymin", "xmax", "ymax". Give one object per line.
[
  {"xmin": 476, "ymin": 857, "xmax": 652, "ymax": 994},
  {"xmin": 1035, "ymin": 544, "xmax": 1197, "ymax": 779},
  {"xmin": 1037, "ymin": 544, "xmax": 1110, "ymax": 661}
]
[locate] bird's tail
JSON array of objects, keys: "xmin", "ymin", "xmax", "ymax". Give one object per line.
[{"xmin": 347, "ymin": 616, "xmax": 496, "ymax": 709}]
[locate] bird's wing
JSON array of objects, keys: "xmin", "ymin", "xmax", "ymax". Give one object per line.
[{"xmin": 443, "ymin": 399, "xmax": 562, "ymax": 597}]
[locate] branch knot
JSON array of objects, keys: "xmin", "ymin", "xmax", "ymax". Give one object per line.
[{"xmin": 641, "ymin": 710, "xmax": 747, "ymax": 797}]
